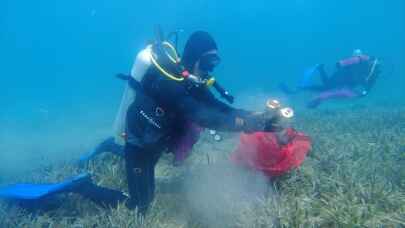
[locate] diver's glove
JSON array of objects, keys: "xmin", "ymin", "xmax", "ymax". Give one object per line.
[
  {"xmin": 264, "ymin": 112, "xmax": 285, "ymax": 132},
  {"xmin": 240, "ymin": 100, "xmax": 294, "ymax": 133},
  {"xmin": 238, "ymin": 112, "xmax": 270, "ymax": 133}
]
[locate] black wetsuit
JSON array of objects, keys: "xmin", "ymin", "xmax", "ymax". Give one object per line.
[
  {"xmin": 124, "ymin": 63, "xmax": 277, "ymax": 212},
  {"xmin": 78, "ymin": 64, "xmax": 276, "ymax": 214}
]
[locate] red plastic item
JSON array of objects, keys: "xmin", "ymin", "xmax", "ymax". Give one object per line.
[{"xmin": 230, "ymin": 128, "xmax": 311, "ymax": 178}]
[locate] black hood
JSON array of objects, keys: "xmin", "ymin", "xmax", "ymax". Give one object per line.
[{"xmin": 182, "ymin": 31, "xmax": 218, "ymax": 71}]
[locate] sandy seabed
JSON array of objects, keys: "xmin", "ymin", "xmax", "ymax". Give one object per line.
[{"xmin": 1, "ymin": 105, "xmax": 405, "ymax": 227}]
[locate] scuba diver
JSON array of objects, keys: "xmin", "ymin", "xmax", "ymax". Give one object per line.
[
  {"xmin": 0, "ymin": 29, "xmax": 295, "ymax": 215},
  {"xmin": 280, "ymin": 49, "xmax": 381, "ymax": 108},
  {"xmin": 107, "ymin": 30, "xmax": 291, "ymax": 214}
]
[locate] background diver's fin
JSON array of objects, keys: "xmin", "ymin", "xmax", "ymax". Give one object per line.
[
  {"xmin": 297, "ymin": 64, "xmax": 320, "ymax": 89},
  {"xmin": 0, "ymin": 173, "xmax": 90, "ymax": 200},
  {"xmin": 279, "ymin": 64, "xmax": 320, "ymax": 95}
]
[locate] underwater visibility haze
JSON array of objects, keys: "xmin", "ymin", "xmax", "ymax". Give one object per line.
[{"xmin": 0, "ymin": 0, "xmax": 405, "ymax": 227}]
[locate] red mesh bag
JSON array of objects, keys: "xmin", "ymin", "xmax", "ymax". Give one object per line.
[{"xmin": 231, "ymin": 128, "xmax": 311, "ymax": 178}]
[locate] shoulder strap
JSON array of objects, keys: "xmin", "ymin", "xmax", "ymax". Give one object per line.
[{"xmin": 116, "ymin": 73, "xmax": 143, "ymax": 91}]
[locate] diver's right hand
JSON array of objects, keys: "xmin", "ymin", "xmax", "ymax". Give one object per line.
[
  {"xmin": 242, "ymin": 110, "xmax": 284, "ymax": 133},
  {"xmin": 263, "ymin": 109, "xmax": 285, "ymax": 132}
]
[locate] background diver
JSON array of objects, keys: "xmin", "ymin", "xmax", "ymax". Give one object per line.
[{"xmin": 280, "ymin": 49, "xmax": 381, "ymax": 108}]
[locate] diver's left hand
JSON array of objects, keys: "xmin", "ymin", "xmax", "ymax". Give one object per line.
[
  {"xmin": 262, "ymin": 109, "xmax": 285, "ymax": 132},
  {"xmin": 242, "ymin": 110, "xmax": 281, "ymax": 133}
]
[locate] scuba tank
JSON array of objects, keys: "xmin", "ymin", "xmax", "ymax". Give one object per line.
[
  {"xmin": 113, "ymin": 27, "xmax": 180, "ymax": 144},
  {"xmin": 113, "ymin": 46, "xmax": 154, "ymax": 144}
]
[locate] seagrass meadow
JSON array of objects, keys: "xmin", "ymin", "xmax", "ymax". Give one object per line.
[
  {"xmin": 1, "ymin": 0, "xmax": 404, "ymax": 227},
  {"xmin": 1, "ymin": 105, "xmax": 405, "ymax": 228}
]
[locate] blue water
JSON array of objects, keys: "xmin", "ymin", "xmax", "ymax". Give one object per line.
[{"xmin": 0, "ymin": 0, "xmax": 404, "ymax": 176}]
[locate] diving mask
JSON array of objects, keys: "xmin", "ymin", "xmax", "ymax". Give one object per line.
[{"xmin": 199, "ymin": 53, "xmax": 221, "ymax": 73}]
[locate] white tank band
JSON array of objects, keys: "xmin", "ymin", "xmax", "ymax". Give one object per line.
[{"xmin": 113, "ymin": 46, "xmax": 153, "ymax": 144}]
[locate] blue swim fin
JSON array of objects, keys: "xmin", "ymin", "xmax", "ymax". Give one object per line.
[
  {"xmin": 0, "ymin": 173, "xmax": 90, "ymax": 200},
  {"xmin": 298, "ymin": 64, "xmax": 320, "ymax": 89},
  {"xmin": 279, "ymin": 64, "xmax": 320, "ymax": 95}
]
